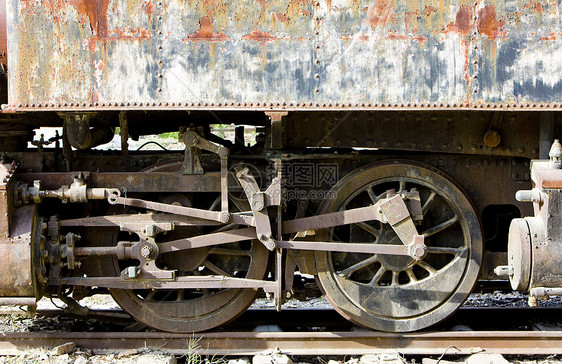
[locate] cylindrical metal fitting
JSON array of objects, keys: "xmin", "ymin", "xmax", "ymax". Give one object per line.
[{"xmin": 0, "ymin": 297, "xmax": 36, "ymax": 306}]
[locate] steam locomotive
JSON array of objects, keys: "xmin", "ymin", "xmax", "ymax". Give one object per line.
[{"xmin": 0, "ymin": 0, "xmax": 560, "ymax": 332}]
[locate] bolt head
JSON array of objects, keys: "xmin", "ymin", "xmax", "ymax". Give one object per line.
[
  {"xmin": 140, "ymin": 245, "xmax": 153, "ymax": 258},
  {"xmin": 219, "ymin": 212, "xmax": 230, "ymax": 223},
  {"xmin": 411, "ymin": 245, "xmax": 426, "ymax": 259}
]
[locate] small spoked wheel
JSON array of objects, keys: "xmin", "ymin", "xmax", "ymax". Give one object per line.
[{"xmin": 314, "ymin": 161, "xmax": 483, "ymax": 332}]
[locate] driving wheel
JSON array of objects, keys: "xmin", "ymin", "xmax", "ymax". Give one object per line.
[
  {"xmin": 95, "ymin": 162, "xmax": 269, "ymax": 332},
  {"xmin": 314, "ymin": 160, "xmax": 483, "ymax": 332}
]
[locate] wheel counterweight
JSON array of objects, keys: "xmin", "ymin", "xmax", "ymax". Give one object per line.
[{"xmin": 314, "ymin": 161, "xmax": 483, "ymax": 332}]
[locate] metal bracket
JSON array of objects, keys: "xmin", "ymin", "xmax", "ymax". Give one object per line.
[
  {"xmin": 179, "ymin": 128, "xmax": 230, "ymax": 220},
  {"xmin": 266, "ymin": 112, "xmax": 287, "ymax": 149},
  {"xmin": 380, "ymin": 195, "xmax": 424, "ymax": 245},
  {"xmin": 235, "ymin": 166, "xmax": 276, "ymax": 251},
  {"xmin": 121, "ymin": 237, "xmax": 175, "ymax": 280}
]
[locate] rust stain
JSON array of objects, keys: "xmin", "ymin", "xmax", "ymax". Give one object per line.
[
  {"xmin": 96, "ymin": 60, "xmax": 105, "ymax": 73},
  {"xmin": 540, "ymin": 32, "xmax": 557, "ymax": 40},
  {"xmin": 69, "ymin": 0, "xmax": 111, "ymax": 37},
  {"xmin": 412, "ymin": 34, "xmax": 428, "ymax": 43},
  {"xmin": 477, "ymin": 5, "xmax": 506, "ymax": 40},
  {"xmin": 274, "ymin": 13, "xmax": 288, "ymax": 23},
  {"xmin": 442, "ymin": 6, "xmax": 474, "ymax": 103},
  {"xmin": 242, "ymin": 30, "xmax": 277, "ymax": 44},
  {"xmin": 256, "ymin": 0, "xmax": 268, "ymax": 27},
  {"xmin": 524, "ymin": 1, "xmax": 543, "ymax": 13},
  {"xmin": 405, "ymin": 11, "xmax": 418, "ymax": 28},
  {"xmin": 286, "ymin": 0, "xmax": 310, "ymax": 20},
  {"xmin": 65, "ymin": 0, "xmax": 154, "ymax": 52},
  {"xmin": 423, "ymin": 5, "xmax": 436, "ymax": 16},
  {"xmin": 145, "ymin": 0, "xmax": 156, "ymax": 17},
  {"xmin": 111, "ymin": 26, "xmax": 152, "ymax": 39},
  {"xmin": 87, "ymin": 27, "xmax": 152, "ymax": 52},
  {"xmin": 386, "ymin": 32, "xmax": 428, "ymax": 43},
  {"xmin": 39, "ymin": 0, "xmax": 67, "ymax": 23},
  {"xmin": 242, "ymin": 30, "xmax": 277, "ymax": 66},
  {"xmin": 443, "ymin": 5, "xmax": 473, "ymax": 35},
  {"xmin": 185, "ymin": 16, "xmax": 230, "ymax": 41},
  {"xmin": 366, "ymin": 0, "xmax": 395, "ymax": 28},
  {"xmin": 19, "ymin": 0, "xmax": 37, "ymax": 14},
  {"xmin": 90, "ymin": 88, "xmax": 100, "ymax": 105},
  {"xmin": 386, "ymin": 31, "xmax": 408, "ymax": 40}
]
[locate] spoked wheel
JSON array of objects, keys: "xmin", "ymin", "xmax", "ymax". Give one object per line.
[
  {"xmin": 96, "ymin": 162, "xmax": 269, "ymax": 333},
  {"xmin": 314, "ymin": 161, "xmax": 483, "ymax": 332}
]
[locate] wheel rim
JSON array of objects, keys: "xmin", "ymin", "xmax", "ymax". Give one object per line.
[
  {"xmin": 314, "ymin": 161, "xmax": 482, "ymax": 332},
  {"xmin": 96, "ymin": 162, "xmax": 269, "ymax": 333}
]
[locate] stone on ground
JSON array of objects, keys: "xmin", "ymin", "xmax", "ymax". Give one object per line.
[
  {"xmin": 229, "ymin": 358, "xmax": 251, "ymax": 364},
  {"xmin": 253, "ymin": 350, "xmax": 294, "ymax": 364},
  {"xmin": 50, "ymin": 342, "xmax": 77, "ymax": 356},
  {"xmin": 465, "ymin": 353, "xmax": 509, "ymax": 364},
  {"xmin": 360, "ymin": 354, "xmax": 404, "ymax": 364},
  {"xmin": 74, "ymin": 356, "xmax": 90, "ymax": 364},
  {"xmin": 136, "ymin": 353, "xmax": 177, "ymax": 364}
]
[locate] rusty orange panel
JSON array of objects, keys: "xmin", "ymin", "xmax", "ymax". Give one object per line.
[{"xmin": 5, "ymin": 0, "xmax": 562, "ymax": 111}]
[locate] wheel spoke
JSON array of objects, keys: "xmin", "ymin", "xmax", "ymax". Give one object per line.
[
  {"xmin": 209, "ymin": 196, "xmax": 221, "ymax": 211},
  {"xmin": 209, "ymin": 247, "xmax": 251, "ymax": 256},
  {"xmin": 405, "ymin": 268, "xmax": 417, "ymax": 283},
  {"xmin": 367, "ymin": 187, "xmax": 378, "ymax": 204},
  {"xmin": 339, "ymin": 255, "xmax": 379, "ymax": 278},
  {"xmin": 398, "ymin": 180, "xmax": 406, "ymax": 193},
  {"xmin": 145, "ymin": 290, "xmax": 156, "ymax": 301},
  {"xmin": 426, "ymin": 246, "xmax": 467, "ymax": 254},
  {"xmin": 422, "ymin": 191, "xmax": 437, "ymax": 216},
  {"xmin": 417, "ymin": 260, "xmax": 438, "ymax": 275},
  {"xmin": 355, "ymin": 222, "xmax": 381, "ymax": 240},
  {"xmin": 176, "ymin": 289, "xmax": 184, "ymax": 301},
  {"xmin": 368, "ymin": 266, "xmax": 386, "ymax": 286},
  {"xmin": 203, "ymin": 259, "xmax": 232, "ymax": 277},
  {"xmin": 421, "ymin": 215, "xmax": 458, "ymax": 238},
  {"xmin": 391, "ymin": 271, "xmax": 399, "ymax": 286}
]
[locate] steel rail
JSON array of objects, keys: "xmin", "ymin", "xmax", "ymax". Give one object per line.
[{"xmin": 1, "ymin": 331, "xmax": 562, "ymax": 356}]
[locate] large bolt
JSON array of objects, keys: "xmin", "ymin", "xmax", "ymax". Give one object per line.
[
  {"xmin": 220, "ymin": 148, "xmax": 230, "ymax": 158},
  {"xmin": 252, "ymin": 198, "xmax": 264, "ymax": 211},
  {"xmin": 219, "ymin": 212, "xmax": 230, "ymax": 223},
  {"xmin": 141, "ymin": 245, "xmax": 153, "ymax": 259},
  {"xmin": 410, "ymin": 244, "xmax": 426, "ymax": 259}
]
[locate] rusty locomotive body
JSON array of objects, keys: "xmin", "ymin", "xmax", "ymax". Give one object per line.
[{"xmin": 0, "ymin": 0, "xmax": 561, "ymax": 332}]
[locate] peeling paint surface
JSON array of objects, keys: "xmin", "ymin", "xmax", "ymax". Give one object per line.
[{"xmin": 6, "ymin": 0, "xmax": 562, "ymax": 110}]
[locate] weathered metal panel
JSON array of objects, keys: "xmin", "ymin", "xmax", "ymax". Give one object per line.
[
  {"xmin": 5, "ymin": 0, "xmax": 562, "ymax": 111},
  {"xmin": 0, "ymin": 204, "xmax": 37, "ymax": 298}
]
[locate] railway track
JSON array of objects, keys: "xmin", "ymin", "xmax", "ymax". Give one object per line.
[
  {"xmin": 1, "ymin": 307, "xmax": 561, "ymax": 356},
  {"xmin": 1, "ymin": 330, "xmax": 561, "ymax": 356}
]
